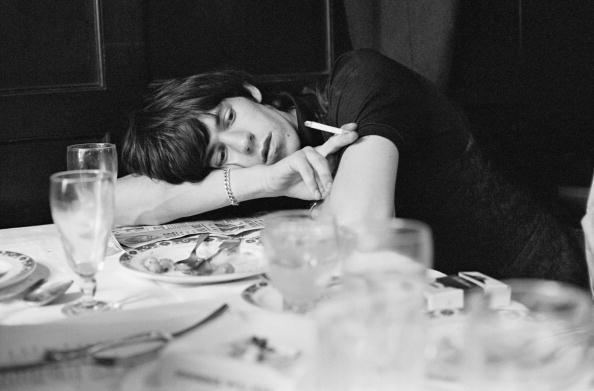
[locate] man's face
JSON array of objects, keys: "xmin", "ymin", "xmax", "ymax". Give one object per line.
[{"xmin": 203, "ymin": 96, "xmax": 301, "ymax": 168}]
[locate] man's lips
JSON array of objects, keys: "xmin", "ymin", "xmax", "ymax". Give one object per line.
[{"xmin": 261, "ymin": 133, "xmax": 272, "ymax": 164}]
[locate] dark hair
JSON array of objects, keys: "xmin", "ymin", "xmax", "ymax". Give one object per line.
[{"xmin": 122, "ymin": 70, "xmax": 294, "ymax": 184}]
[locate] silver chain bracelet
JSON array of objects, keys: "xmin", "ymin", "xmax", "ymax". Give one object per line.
[{"xmin": 223, "ymin": 167, "xmax": 239, "ymax": 206}]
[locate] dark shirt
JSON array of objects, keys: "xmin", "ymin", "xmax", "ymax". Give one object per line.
[{"xmin": 300, "ymin": 49, "xmax": 588, "ymax": 288}]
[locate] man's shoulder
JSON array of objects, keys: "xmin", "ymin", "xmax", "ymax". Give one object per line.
[
  {"xmin": 334, "ymin": 49, "xmax": 390, "ymax": 69},
  {"xmin": 332, "ymin": 49, "xmax": 415, "ymax": 83}
]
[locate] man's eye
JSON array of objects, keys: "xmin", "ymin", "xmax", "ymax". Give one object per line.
[
  {"xmin": 216, "ymin": 146, "xmax": 227, "ymax": 166},
  {"xmin": 225, "ymin": 109, "xmax": 235, "ymax": 125}
]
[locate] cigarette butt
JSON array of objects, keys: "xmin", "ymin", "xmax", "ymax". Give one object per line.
[{"xmin": 304, "ymin": 121, "xmax": 344, "ymax": 135}]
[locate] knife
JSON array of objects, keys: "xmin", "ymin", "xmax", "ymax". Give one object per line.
[
  {"xmin": 0, "ymin": 303, "xmax": 230, "ymax": 371},
  {"xmin": 0, "ymin": 263, "xmax": 50, "ymax": 302}
]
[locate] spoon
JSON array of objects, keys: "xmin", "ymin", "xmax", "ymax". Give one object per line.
[
  {"xmin": 187, "ymin": 239, "xmax": 241, "ymax": 275},
  {"xmin": 174, "ymin": 234, "xmax": 209, "ymax": 269},
  {"xmin": 23, "ymin": 280, "xmax": 73, "ymax": 306}
]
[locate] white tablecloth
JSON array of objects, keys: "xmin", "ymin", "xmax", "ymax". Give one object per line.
[
  {"xmin": 0, "ymin": 224, "xmax": 262, "ymax": 325},
  {"xmin": 2, "ymin": 224, "xmax": 592, "ymax": 391},
  {"xmin": 0, "ymin": 224, "xmax": 312, "ymax": 391}
]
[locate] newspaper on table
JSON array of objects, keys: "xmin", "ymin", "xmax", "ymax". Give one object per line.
[
  {"xmin": 581, "ymin": 173, "xmax": 594, "ymax": 297},
  {"xmin": 113, "ymin": 217, "xmax": 264, "ymax": 248}
]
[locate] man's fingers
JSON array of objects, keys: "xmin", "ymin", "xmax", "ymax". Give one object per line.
[
  {"xmin": 303, "ymin": 147, "xmax": 332, "ymax": 197},
  {"xmin": 315, "ymin": 123, "xmax": 358, "ymax": 157},
  {"xmin": 290, "ymin": 150, "xmax": 322, "ymax": 199},
  {"xmin": 340, "ymin": 123, "xmax": 358, "ymax": 133}
]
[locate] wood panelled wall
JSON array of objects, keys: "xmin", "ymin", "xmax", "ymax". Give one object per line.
[
  {"xmin": 0, "ymin": 0, "xmax": 147, "ymax": 228},
  {"xmin": 0, "ymin": 0, "xmax": 590, "ymax": 228},
  {"xmin": 0, "ymin": 0, "xmax": 343, "ymax": 228}
]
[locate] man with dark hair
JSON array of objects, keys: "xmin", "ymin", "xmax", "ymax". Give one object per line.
[
  {"xmin": 124, "ymin": 71, "xmax": 268, "ymax": 183},
  {"xmin": 118, "ymin": 49, "xmax": 588, "ymax": 288}
]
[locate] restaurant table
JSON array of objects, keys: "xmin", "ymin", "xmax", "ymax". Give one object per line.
[
  {"xmin": 1, "ymin": 224, "xmax": 593, "ymax": 391},
  {"xmin": 0, "ymin": 223, "xmax": 316, "ymax": 391},
  {"xmin": 0, "ymin": 224, "xmax": 262, "ymax": 324}
]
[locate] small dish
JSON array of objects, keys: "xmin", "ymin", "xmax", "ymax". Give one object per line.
[
  {"xmin": 243, "ymin": 269, "xmax": 447, "ymax": 312},
  {"xmin": 241, "ymin": 279, "xmax": 343, "ymax": 313},
  {"xmin": 0, "ymin": 250, "xmax": 36, "ymax": 290},
  {"xmin": 242, "ymin": 280, "xmax": 284, "ymax": 312}
]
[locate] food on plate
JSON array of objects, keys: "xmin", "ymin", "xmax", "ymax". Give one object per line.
[
  {"xmin": 173, "ymin": 260, "xmax": 195, "ymax": 273},
  {"xmin": 227, "ymin": 336, "xmax": 301, "ymax": 369},
  {"xmin": 212, "ymin": 263, "xmax": 235, "ymax": 275},
  {"xmin": 175, "ymin": 261, "xmax": 234, "ymax": 276},
  {"xmin": 142, "ymin": 256, "xmax": 173, "ymax": 274}
]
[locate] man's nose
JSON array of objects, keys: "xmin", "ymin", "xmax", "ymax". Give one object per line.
[{"xmin": 221, "ymin": 132, "xmax": 256, "ymax": 154}]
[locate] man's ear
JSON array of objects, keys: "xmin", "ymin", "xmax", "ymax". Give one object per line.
[{"xmin": 244, "ymin": 84, "xmax": 262, "ymax": 103}]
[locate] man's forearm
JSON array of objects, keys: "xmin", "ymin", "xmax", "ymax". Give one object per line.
[
  {"xmin": 114, "ymin": 131, "xmax": 359, "ymax": 226},
  {"xmin": 115, "ymin": 167, "xmax": 266, "ymax": 226}
]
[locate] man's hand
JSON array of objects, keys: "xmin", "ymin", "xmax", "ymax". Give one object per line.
[{"xmin": 262, "ymin": 123, "xmax": 358, "ymax": 200}]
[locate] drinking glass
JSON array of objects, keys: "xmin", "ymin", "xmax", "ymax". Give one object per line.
[
  {"xmin": 49, "ymin": 170, "xmax": 115, "ymax": 316},
  {"xmin": 308, "ymin": 218, "xmax": 433, "ymax": 391},
  {"xmin": 341, "ymin": 218, "xmax": 433, "ymax": 293},
  {"xmin": 310, "ymin": 289, "xmax": 427, "ymax": 391},
  {"xmin": 66, "ymin": 143, "xmax": 118, "ymax": 180},
  {"xmin": 261, "ymin": 210, "xmax": 341, "ymax": 314},
  {"xmin": 462, "ymin": 279, "xmax": 594, "ymax": 391},
  {"xmin": 67, "ymin": 142, "xmax": 119, "ymax": 254}
]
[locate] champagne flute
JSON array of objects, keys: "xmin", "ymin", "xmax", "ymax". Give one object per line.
[
  {"xmin": 49, "ymin": 170, "xmax": 115, "ymax": 316},
  {"xmin": 66, "ymin": 143, "xmax": 118, "ymax": 180},
  {"xmin": 67, "ymin": 142, "xmax": 118, "ymax": 254}
]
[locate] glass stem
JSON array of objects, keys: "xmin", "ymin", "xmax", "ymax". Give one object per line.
[{"xmin": 79, "ymin": 276, "xmax": 97, "ymax": 306}]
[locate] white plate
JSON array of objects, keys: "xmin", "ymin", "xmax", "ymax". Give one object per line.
[
  {"xmin": 119, "ymin": 236, "xmax": 265, "ymax": 284},
  {"xmin": 0, "ymin": 250, "xmax": 36, "ymax": 290}
]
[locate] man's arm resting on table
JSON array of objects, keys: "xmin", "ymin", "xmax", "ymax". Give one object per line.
[
  {"xmin": 115, "ymin": 128, "xmax": 359, "ymax": 226},
  {"xmin": 320, "ymin": 135, "xmax": 399, "ymax": 225},
  {"xmin": 115, "ymin": 167, "xmax": 267, "ymax": 226}
]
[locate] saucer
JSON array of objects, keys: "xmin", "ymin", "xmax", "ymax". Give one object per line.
[
  {"xmin": 0, "ymin": 250, "xmax": 36, "ymax": 290},
  {"xmin": 242, "ymin": 269, "xmax": 447, "ymax": 313},
  {"xmin": 241, "ymin": 280, "xmax": 284, "ymax": 312},
  {"xmin": 241, "ymin": 279, "xmax": 344, "ymax": 313}
]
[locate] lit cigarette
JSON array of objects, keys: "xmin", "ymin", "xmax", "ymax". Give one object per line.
[{"xmin": 304, "ymin": 121, "xmax": 344, "ymax": 135}]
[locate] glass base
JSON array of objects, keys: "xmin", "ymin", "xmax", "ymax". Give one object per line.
[
  {"xmin": 282, "ymin": 299, "xmax": 317, "ymax": 314},
  {"xmin": 62, "ymin": 299, "xmax": 116, "ymax": 317}
]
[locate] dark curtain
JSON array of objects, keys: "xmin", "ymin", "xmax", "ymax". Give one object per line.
[{"xmin": 342, "ymin": 0, "xmax": 459, "ymax": 89}]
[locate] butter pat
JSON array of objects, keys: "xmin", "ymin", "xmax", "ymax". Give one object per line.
[
  {"xmin": 428, "ymin": 272, "xmax": 511, "ymax": 310},
  {"xmin": 424, "ymin": 281, "xmax": 464, "ymax": 311},
  {"xmin": 458, "ymin": 271, "xmax": 511, "ymax": 308}
]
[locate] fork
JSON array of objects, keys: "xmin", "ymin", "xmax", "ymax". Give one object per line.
[
  {"xmin": 194, "ymin": 239, "xmax": 241, "ymax": 274},
  {"xmin": 174, "ymin": 234, "xmax": 208, "ymax": 268}
]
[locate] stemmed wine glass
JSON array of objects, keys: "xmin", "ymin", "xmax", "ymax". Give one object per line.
[{"xmin": 49, "ymin": 170, "xmax": 115, "ymax": 316}]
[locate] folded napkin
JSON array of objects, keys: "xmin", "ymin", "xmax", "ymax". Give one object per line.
[{"xmin": 581, "ymin": 174, "xmax": 594, "ymax": 297}]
